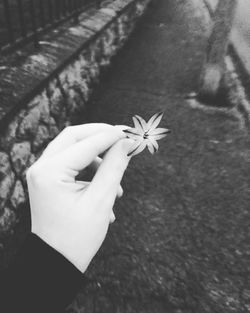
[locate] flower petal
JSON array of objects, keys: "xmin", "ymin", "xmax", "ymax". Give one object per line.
[
  {"xmin": 147, "ymin": 137, "xmax": 159, "ymax": 153},
  {"xmin": 147, "ymin": 112, "xmax": 164, "ymax": 131},
  {"xmin": 146, "ymin": 141, "xmax": 155, "ymax": 154},
  {"xmin": 132, "ymin": 117, "xmax": 145, "ymax": 135},
  {"xmin": 128, "ymin": 140, "xmax": 147, "ymax": 157},
  {"xmin": 133, "ymin": 115, "xmax": 148, "ymax": 132},
  {"xmin": 149, "ymin": 127, "xmax": 171, "ymax": 136},
  {"xmin": 150, "ymin": 134, "xmax": 168, "ymax": 140}
]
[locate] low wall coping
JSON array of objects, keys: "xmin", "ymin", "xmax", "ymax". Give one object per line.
[{"xmin": 0, "ymin": 0, "xmax": 136, "ymax": 130}]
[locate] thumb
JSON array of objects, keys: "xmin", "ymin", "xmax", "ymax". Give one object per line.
[{"xmin": 87, "ymin": 138, "xmax": 135, "ymax": 201}]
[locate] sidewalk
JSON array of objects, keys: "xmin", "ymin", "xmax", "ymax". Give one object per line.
[{"xmin": 72, "ymin": 0, "xmax": 250, "ymax": 312}]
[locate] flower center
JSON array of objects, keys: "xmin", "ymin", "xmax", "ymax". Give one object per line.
[{"xmin": 143, "ymin": 133, "xmax": 149, "ymax": 139}]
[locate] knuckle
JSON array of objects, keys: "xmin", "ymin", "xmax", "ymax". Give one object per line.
[
  {"xmin": 62, "ymin": 126, "xmax": 73, "ymax": 136},
  {"xmin": 44, "ymin": 141, "xmax": 53, "ymax": 151},
  {"xmin": 26, "ymin": 165, "xmax": 36, "ymax": 181},
  {"xmin": 26, "ymin": 164, "xmax": 46, "ymax": 185}
]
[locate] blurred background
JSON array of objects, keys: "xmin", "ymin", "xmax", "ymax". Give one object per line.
[{"xmin": 0, "ymin": 0, "xmax": 250, "ymax": 312}]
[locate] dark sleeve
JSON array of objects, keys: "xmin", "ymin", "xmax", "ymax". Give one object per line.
[{"xmin": 0, "ymin": 233, "xmax": 85, "ymax": 313}]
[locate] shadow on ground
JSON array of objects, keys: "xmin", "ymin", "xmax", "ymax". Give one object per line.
[{"xmin": 68, "ymin": 0, "xmax": 250, "ymax": 312}]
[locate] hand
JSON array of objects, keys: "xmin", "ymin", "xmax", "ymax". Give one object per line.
[{"xmin": 26, "ymin": 123, "xmax": 134, "ymax": 273}]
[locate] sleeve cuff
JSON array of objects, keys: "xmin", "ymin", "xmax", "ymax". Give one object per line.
[{"xmin": 5, "ymin": 233, "xmax": 86, "ymax": 312}]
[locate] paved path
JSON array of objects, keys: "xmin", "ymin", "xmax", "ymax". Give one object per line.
[{"xmin": 71, "ymin": 1, "xmax": 250, "ymax": 312}]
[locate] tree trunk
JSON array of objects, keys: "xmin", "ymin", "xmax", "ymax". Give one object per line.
[{"xmin": 198, "ymin": 0, "xmax": 238, "ymax": 103}]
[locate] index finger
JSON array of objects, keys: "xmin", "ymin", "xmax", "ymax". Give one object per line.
[
  {"xmin": 86, "ymin": 138, "xmax": 134, "ymax": 205},
  {"xmin": 50, "ymin": 129, "xmax": 127, "ymax": 178},
  {"xmin": 40, "ymin": 123, "xmax": 115, "ymax": 160}
]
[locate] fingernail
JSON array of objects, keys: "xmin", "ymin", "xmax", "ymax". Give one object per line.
[
  {"xmin": 113, "ymin": 128, "xmax": 126, "ymax": 140},
  {"xmin": 122, "ymin": 130, "xmax": 130, "ymax": 139}
]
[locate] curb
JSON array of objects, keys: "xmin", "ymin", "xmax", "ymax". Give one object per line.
[{"xmin": 0, "ymin": 0, "xmax": 151, "ymax": 130}]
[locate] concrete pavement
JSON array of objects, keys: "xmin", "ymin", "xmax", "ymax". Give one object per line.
[{"xmin": 69, "ymin": 0, "xmax": 250, "ymax": 312}]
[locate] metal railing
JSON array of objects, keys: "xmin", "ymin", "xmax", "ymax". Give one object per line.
[{"xmin": 0, "ymin": 0, "xmax": 104, "ymax": 54}]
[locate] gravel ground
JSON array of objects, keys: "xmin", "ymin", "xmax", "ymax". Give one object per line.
[{"xmin": 67, "ymin": 0, "xmax": 250, "ymax": 312}]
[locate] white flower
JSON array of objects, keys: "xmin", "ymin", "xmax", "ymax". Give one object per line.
[{"xmin": 124, "ymin": 112, "xmax": 171, "ymax": 157}]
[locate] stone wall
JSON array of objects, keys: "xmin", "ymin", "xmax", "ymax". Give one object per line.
[{"xmin": 0, "ymin": 0, "xmax": 151, "ymax": 241}]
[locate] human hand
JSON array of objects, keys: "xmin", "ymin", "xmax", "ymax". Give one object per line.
[{"xmin": 26, "ymin": 123, "xmax": 134, "ymax": 273}]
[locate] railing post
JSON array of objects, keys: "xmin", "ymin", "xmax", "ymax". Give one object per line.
[
  {"xmin": 48, "ymin": 0, "xmax": 54, "ymax": 24},
  {"xmin": 0, "ymin": 0, "xmax": 104, "ymax": 53},
  {"xmin": 17, "ymin": 0, "xmax": 26, "ymax": 38},
  {"xmin": 73, "ymin": 0, "xmax": 80, "ymax": 24},
  {"xmin": 29, "ymin": 0, "xmax": 39, "ymax": 49},
  {"xmin": 3, "ymin": 0, "xmax": 14, "ymax": 44},
  {"xmin": 97, "ymin": 0, "xmax": 102, "ymax": 9},
  {"xmin": 39, "ymin": 0, "xmax": 46, "ymax": 28}
]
